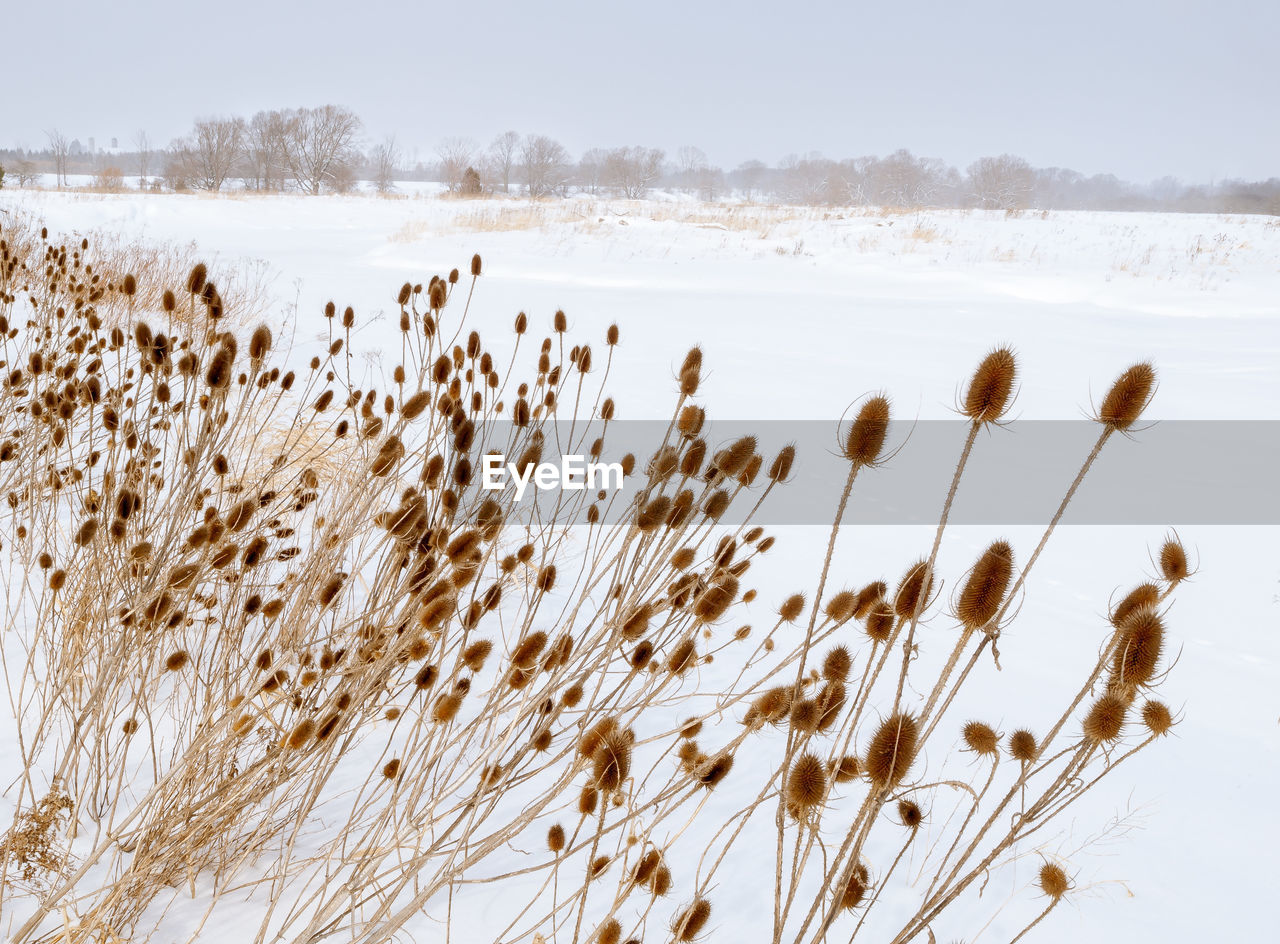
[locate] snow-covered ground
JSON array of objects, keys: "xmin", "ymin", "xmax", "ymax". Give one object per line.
[{"xmin": 1, "ymin": 188, "xmax": 1276, "ymax": 942}]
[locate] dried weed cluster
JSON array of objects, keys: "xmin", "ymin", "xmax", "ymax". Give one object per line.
[{"xmin": 0, "ymin": 216, "xmax": 1182, "ymax": 943}]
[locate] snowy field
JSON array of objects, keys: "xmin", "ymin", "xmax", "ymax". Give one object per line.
[{"xmin": 1, "ymin": 187, "xmax": 1277, "ymax": 942}]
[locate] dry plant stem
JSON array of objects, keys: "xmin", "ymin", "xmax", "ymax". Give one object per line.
[
  {"xmin": 1008, "ymin": 900, "xmax": 1059, "ymax": 944},
  {"xmin": 773, "ymin": 462, "xmax": 859, "ymax": 942},
  {"xmin": 890, "ymin": 419, "xmax": 981, "ymax": 712},
  {"xmin": 919, "ymin": 426, "xmax": 1115, "ymax": 745}
]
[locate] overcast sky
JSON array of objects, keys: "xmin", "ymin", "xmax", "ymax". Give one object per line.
[{"xmin": 3, "ymin": 0, "xmax": 1275, "ymax": 183}]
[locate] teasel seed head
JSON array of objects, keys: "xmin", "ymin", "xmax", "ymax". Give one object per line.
[
  {"xmin": 1038, "ymin": 862, "xmax": 1070, "ymax": 900},
  {"xmin": 382, "ymin": 758, "xmax": 401, "ymax": 780},
  {"xmin": 830, "ymin": 755, "xmax": 859, "ymax": 783},
  {"xmin": 1112, "ymin": 606, "xmax": 1164, "ymax": 687},
  {"xmin": 822, "ymin": 645, "xmax": 852, "ymax": 682},
  {"xmin": 843, "ymin": 394, "xmax": 890, "ymax": 467},
  {"xmin": 1097, "ymin": 361, "xmax": 1156, "ymax": 430},
  {"xmin": 786, "ymin": 752, "xmax": 828, "ymax": 812},
  {"xmin": 1083, "ymin": 693, "xmax": 1128, "ymax": 743},
  {"xmin": 673, "ymin": 898, "xmax": 711, "ymax": 941},
  {"xmin": 956, "ymin": 539, "xmax": 1014, "ymax": 631},
  {"xmin": 543, "ymin": 823, "xmax": 566, "ymax": 853},
  {"xmin": 824, "ymin": 590, "xmax": 857, "ymax": 624},
  {"xmin": 839, "ymin": 864, "xmax": 871, "ymax": 911},
  {"xmin": 597, "ymin": 918, "xmax": 622, "ymax": 944},
  {"xmin": 1111, "ymin": 582, "xmax": 1160, "ymax": 628},
  {"xmin": 1159, "ymin": 533, "xmax": 1189, "ymax": 584},
  {"xmin": 1141, "ymin": 699, "xmax": 1174, "ymax": 736},
  {"xmin": 893, "ymin": 560, "xmax": 933, "ymax": 618},
  {"xmin": 679, "ymin": 346, "xmax": 702, "ymax": 396},
  {"xmin": 962, "ymin": 720, "xmax": 1000, "ymax": 756},
  {"xmin": 1008, "ymin": 728, "xmax": 1037, "ymax": 762},
  {"xmin": 779, "ymin": 593, "xmax": 805, "ymax": 623},
  {"xmin": 962, "ymin": 346, "xmax": 1017, "ymax": 423},
  {"xmin": 164, "ymin": 650, "xmax": 189, "ymax": 672},
  {"xmin": 864, "ymin": 712, "xmax": 919, "ymax": 789},
  {"xmin": 897, "ymin": 798, "xmax": 923, "ymax": 829}
]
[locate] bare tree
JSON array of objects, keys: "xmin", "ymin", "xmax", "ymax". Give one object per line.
[
  {"xmin": 179, "ymin": 117, "xmax": 246, "ymax": 191},
  {"xmin": 370, "ymin": 136, "xmax": 400, "ymax": 194},
  {"xmin": 14, "ymin": 160, "xmax": 40, "ymax": 188},
  {"xmin": 733, "ymin": 159, "xmax": 768, "ymax": 201},
  {"xmin": 46, "ymin": 129, "xmax": 70, "ymax": 187},
  {"xmin": 576, "ymin": 148, "xmax": 607, "ymax": 195},
  {"xmin": 968, "ymin": 154, "xmax": 1035, "ymax": 210},
  {"xmin": 521, "ymin": 134, "xmax": 571, "ymax": 198},
  {"xmin": 244, "ymin": 110, "xmax": 290, "ymax": 192},
  {"xmin": 437, "ymin": 138, "xmax": 477, "ymax": 194},
  {"xmin": 133, "ymin": 130, "xmax": 151, "ymax": 188},
  {"xmin": 488, "ymin": 131, "xmax": 520, "ymax": 194},
  {"xmin": 281, "ymin": 105, "xmax": 363, "ymax": 195},
  {"xmin": 675, "ymin": 145, "xmax": 708, "ymax": 193},
  {"xmin": 602, "ymin": 146, "xmax": 665, "ymax": 199}
]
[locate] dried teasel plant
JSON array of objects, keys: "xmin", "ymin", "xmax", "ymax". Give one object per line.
[{"xmin": 0, "ymin": 216, "xmax": 1185, "ymax": 944}]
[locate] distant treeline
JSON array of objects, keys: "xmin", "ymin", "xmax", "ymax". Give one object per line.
[{"xmin": 3, "ymin": 106, "xmax": 1277, "ymax": 214}]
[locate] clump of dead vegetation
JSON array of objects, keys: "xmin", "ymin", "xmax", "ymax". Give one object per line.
[{"xmin": 0, "ymin": 214, "xmax": 1183, "ymax": 943}]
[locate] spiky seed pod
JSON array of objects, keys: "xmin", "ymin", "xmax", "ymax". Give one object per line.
[
  {"xmin": 677, "ymin": 404, "xmax": 705, "ymax": 436},
  {"xmin": 898, "ymin": 799, "xmax": 923, "ymax": 829},
  {"xmin": 816, "ymin": 682, "xmax": 846, "ymax": 733},
  {"xmin": 596, "ymin": 918, "xmax": 622, "ymax": 944},
  {"xmin": 547, "ymin": 823, "xmax": 566, "ymax": 852},
  {"xmin": 680, "ymin": 718, "xmax": 702, "ymax": 739},
  {"xmin": 822, "ymin": 646, "xmax": 852, "ymax": 682},
  {"xmin": 893, "ymin": 560, "xmax": 933, "ymax": 618},
  {"xmin": 1141, "ymin": 700, "xmax": 1174, "ymax": 736},
  {"xmin": 779, "ymin": 593, "xmax": 805, "ymax": 623},
  {"xmin": 1097, "ymin": 362, "xmax": 1156, "ymax": 430},
  {"xmin": 831, "ymin": 755, "xmax": 859, "ymax": 783},
  {"xmin": 824, "ymin": 590, "xmax": 857, "ymax": 624},
  {"xmin": 852, "ymin": 582, "xmax": 886, "ymax": 620},
  {"xmin": 462, "ymin": 639, "xmax": 492, "ymax": 672},
  {"xmin": 562, "ymin": 682, "xmax": 584, "ymax": 707},
  {"xmin": 673, "ymin": 899, "xmax": 711, "ymax": 941},
  {"xmin": 651, "ymin": 865, "xmax": 673, "ymax": 896},
  {"xmin": 592, "ymin": 730, "xmax": 633, "ymax": 792},
  {"xmin": 187, "ymin": 263, "xmax": 207, "ymax": 295},
  {"xmin": 864, "ymin": 713, "xmax": 919, "ymax": 789},
  {"xmin": 840, "ymin": 864, "xmax": 871, "ymax": 911},
  {"xmin": 633, "ymin": 849, "xmax": 661, "ymax": 885},
  {"xmin": 790, "ymin": 699, "xmax": 820, "ymax": 734},
  {"xmin": 578, "ymin": 785, "xmax": 599, "ymax": 816},
  {"xmin": 1112, "ymin": 606, "xmax": 1164, "ymax": 687},
  {"xmin": 162, "ymin": 289, "xmax": 176, "ymax": 312},
  {"xmin": 74, "ymin": 517, "xmax": 99, "ymax": 546},
  {"xmin": 667, "ymin": 637, "xmax": 697, "ymax": 675},
  {"xmin": 589, "ymin": 855, "xmax": 611, "ymax": 879},
  {"xmin": 679, "ymin": 346, "xmax": 702, "ymax": 395},
  {"xmin": 696, "ymin": 753, "xmax": 733, "ymax": 788},
  {"xmin": 956, "ymin": 540, "xmax": 1014, "ymax": 630},
  {"xmin": 1083, "ymin": 693, "xmax": 1127, "ymax": 743},
  {"xmin": 962, "ymin": 346, "xmax": 1017, "ymax": 423},
  {"xmin": 1111, "ymin": 582, "xmax": 1160, "ymax": 628},
  {"xmin": 432, "ymin": 692, "xmax": 463, "ymax": 723},
  {"xmin": 620, "ymin": 602, "xmax": 653, "ymax": 640},
  {"xmin": 1039, "ymin": 863, "xmax": 1070, "ymax": 900},
  {"xmin": 401, "ymin": 390, "xmax": 431, "ymax": 420},
  {"xmin": 249, "ymin": 325, "xmax": 272, "ymax": 361},
  {"xmin": 382, "ymin": 758, "xmax": 401, "ymax": 780},
  {"xmin": 962, "ymin": 721, "xmax": 1000, "ymax": 756},
  {"xmin": 843, "ymin": 395, "xmax": 891, "ymax": 467},
  {"xmin": 511, "ymin": 631, "xmax": 548, "ymax": 670},
  {"xmin": 164, "ymin": 650, "xmax": 189, "ymax": 672},
  {"xmin": 1159, "ymin": 534, "xmax": 1189, "ymax": 584},
  {"xmin": 787, "ymin": 752, "xmax": 828, "ymax": 811},
  {"xmin": 1008, "ymin": 729, "xmax": 1037, "ymax": 762},
  {"xmin": 285, "ymin": 719, "xmax": 314, "ymax": 749},
  {"xmin": 864, "ymin": 604, "xmax": 895, "ymax": 643},
  {"xmin": 769, "ymin": 444, "xmax": 796, "ymax": 481}
]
